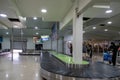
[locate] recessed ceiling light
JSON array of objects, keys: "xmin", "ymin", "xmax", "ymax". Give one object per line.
[
  {"xmin": 41, "ymin": 9, "xmax": 47, "ymax": 13},
  {"xmin": 0, "ymin": 14, "xmax": 7, "ymax": 18},
  {"xmin": 33, "ymin": 17, "xmax": 37, "ymax": 20},
  {"xmin": 35, "ymin": 73, "xmax": 38, "ymax": 77},
  {"xmin": 20, "ymin": 74, "xmax": 23, "ymax": 77},
  {"xmin": 36, "ymin": 32, "xmax": 39, "ymax": 35},
  {"xmin": 35, "ymin": 26, "xmax": 38, "ymax": 29},
  {"xmin": 6, "ymin": 32, "xmax": 9, "ymax": 35},
  {"xmin": 107, "ymin": 21, "xmax": 112, "ymax": 24},
  {"xmin": 104, "ymin": 29, "xmax": 108, "ymax": 31},
  {"xmin": 5, "ymin": 74, "xmax": 9, "ymax": 78},
  {"xmin": 93, "ymin": 27, "xmax": 96, "ymax": 29},
  {"xmin": 105, "ymin": 10, "xmax": 112, "ymax": 13}
]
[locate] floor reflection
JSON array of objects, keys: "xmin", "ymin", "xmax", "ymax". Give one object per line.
[{"xmin": 0, "ymin": 51, "xmax": 40, "ymax": 80}]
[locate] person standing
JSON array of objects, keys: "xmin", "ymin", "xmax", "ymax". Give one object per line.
[
  {"xmin": 69, "ymin": 43, "xmax": 72, "ymax": 55},
  {"xmin": 87, "ymin": 44, "xmax": 92, "ymax": 58},
  {"xmin": 108, "ymin": 42, "xmax": 117, "ymax": 66},
  {"xmin": 89, "ymin": 44, "xmax": 93, "ymax": 58}
]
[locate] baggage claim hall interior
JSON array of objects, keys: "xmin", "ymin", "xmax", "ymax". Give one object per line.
[{"xmin": 0, "ymin": 0, "xmax": 120, "ymax": 80}]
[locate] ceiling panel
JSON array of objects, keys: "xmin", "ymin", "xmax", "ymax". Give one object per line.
[
  {"xmin": 13, "ymin": 0, "xmax": 74, "ymax": 21},
  {"xmin": 25, "ymin": 17, "xmax": 55, "ymax": 29}
]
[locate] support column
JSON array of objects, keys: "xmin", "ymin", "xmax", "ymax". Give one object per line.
[
  {"xmin": 56, "ymin": 22, "xmax": 59, "ymax": 53},
  {"xmin": 11, "ymin": 28, "xmax": 14, "ymax": 61},
  {"xmin": 73, "ymin": 11, "xmax": 83, "ymax": 63},
  {"xmin": 62, "ymin": 37, "xmax": 64, "ymax": 53},
  {"xmin": 21, "ymin": 29, "xmax": 23, "ymax": 52},
  {"xmin": 51, "ymin": 38, "xmax": 52, "ymax": 50}
]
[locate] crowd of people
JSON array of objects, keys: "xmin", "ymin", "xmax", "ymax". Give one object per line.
[
  {"xmin": 68, "ymin": 42, "xmax": 93, "ymax": 58},
  {"xmin": 83, "ymin": 43, "xmax": 93, "ymax": 58},
  {"xmin": 68, "ymin": 41, "xmax": 120, "ymax": 66}
]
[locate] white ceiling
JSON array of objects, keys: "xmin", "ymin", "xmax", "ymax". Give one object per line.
[
  {"xmin": 84, "ymin": 2, "xmax": 120, "ymax": 18},
  {"xmin": 61, "ymin": 0, "xmax": 120, "ymax": 40},
  {"xmin": 13, "ymin": 0, "xmax": 74, "ymax": 21},
  {"xmin": 0, "ymin": 0, "xmax": 120, "ymax": 40},
  {"xmin": 0, "ymin": 0, "xmax": 18, "ymax": 18},
  {"xmin": 0, "ymin": 0, "xmax": 74, "ymax": 37}
]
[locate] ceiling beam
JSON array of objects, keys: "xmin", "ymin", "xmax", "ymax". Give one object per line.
[
  {"xmin": 59, "ymin": 0, "xmax": 93, "ymax": 30},
  {"xmin": 10, "ymin": 0, "xmax": 26, "ymax": 28},
  {"xmin": 84, "ymin": 11, "xmax": 120, "ymax": 31},
  {"xmin": 0, "ymin": 21, "xmax": 8, "ymax": 29},
  {"xmin": 84, "ymin": 32, "xmax": 115, "ymax": 40}
]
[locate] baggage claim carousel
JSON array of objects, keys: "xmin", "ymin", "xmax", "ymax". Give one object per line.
[{"xmin": 40, "ymin": 51, "xmax": 120, "ymax": 80}]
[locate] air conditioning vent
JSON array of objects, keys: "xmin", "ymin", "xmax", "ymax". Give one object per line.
[
  {"xmin": 99, "ymin": 24, "xmax": 106, "ymax": 26},
  {"xmin": 8, "ymin": 18, "xmax": 20, "ymax": 22}
]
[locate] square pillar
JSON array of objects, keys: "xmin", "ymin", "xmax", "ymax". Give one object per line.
[{"xmin": 73, "ymin": 12, "xmax": 83, "ymax": 63}]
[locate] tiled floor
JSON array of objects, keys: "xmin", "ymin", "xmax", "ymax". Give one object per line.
[
  {"xmin": 0, "ymin": 53, "xmax": 40, "ymax": 80},
  {"xmin": 0, "ymin": 52, "xmax": 120, "ymax": 80}
]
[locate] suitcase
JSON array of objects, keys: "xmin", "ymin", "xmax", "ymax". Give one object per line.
[{"xmin": 103, "ymin": 52, "xmax": 112, "ymax": 61}]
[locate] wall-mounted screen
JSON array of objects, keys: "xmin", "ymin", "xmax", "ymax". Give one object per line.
[{"xmin": 41, "ymin": 35, "xmax": 49, "ymax": 41}]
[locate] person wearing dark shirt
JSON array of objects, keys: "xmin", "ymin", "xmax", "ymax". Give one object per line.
[
  {"xmin": 69, "ymin": 43, "xmax": 72, "ymax": 55},
  {"xmin": 108, "ymin": 42, "xmax": 117, "ymax": 66},
  {"xmin": 87, "ymin": 44, "xmax": 92, "ymax": 58}
]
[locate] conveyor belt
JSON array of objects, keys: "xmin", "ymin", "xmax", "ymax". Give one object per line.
[{"xmin": 40, "ymin": 52, "xmax": 120, "ymax": 79}]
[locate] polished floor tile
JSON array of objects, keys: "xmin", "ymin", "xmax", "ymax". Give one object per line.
[{"xmin": 0, "ymin": 53, "xmax": 40, "ymax": 80}]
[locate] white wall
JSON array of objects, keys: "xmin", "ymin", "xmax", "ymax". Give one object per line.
[
  {"xmin": 43, "ymin": 34, "xmax": 73, "ymax": 54},
  {"xmin": 58, "ymin": 38, "xmax": 63, "ymax": 53},
  {"xmin": 51, "ymin": 40, "xmax": 57, "ymax": 51},
  {"xmin": 2, "ymin": 37, "xmax": 10, "ymax": 49},
  {"xmin": 43, "ymin": 39, "xmax": 51, "ymax": 50},
  {"xmin": 1, "ymin": 37, "xmax": 35, "ymax": 50},
  {"xmin": 1, "ymin": 35, "xmax": 73, "ymax": 53},
  {"xmin": 43, "ymin": 38, "xmax": 64, "ymax": 53},
  {"xmin": 27, "ymin": 37, "xmax": 35, "ymax": 49}
]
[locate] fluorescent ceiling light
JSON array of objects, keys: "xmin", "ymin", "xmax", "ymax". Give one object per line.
[
  {"xmin": 104, "ymin": 29, "xmax": 108, "ymax": 31},
  {"xmin": 13, "ymin": 25, "xmax": 19, "ymax": 28},
  {"xmin": 41, "ymin": 9, "xmax": 47, "ymax": 13},
  {"xmin": 93, "ymin": 5, "xmax": 110, "ymax": 9},
  {"xmin": 33, "ymin": 17, "xmax": 37, "ymax": 20},
  {"xmin": 93, "ymin": 27, "xmax": 96, "ymax": 29},
  {"xmin": 0, "ymin": 14, "xmax": 7, "ymax": 17},
  {"xmin": 35, "ymin": 26, "xmax": 38, "ymax": 29},
  {"xmin": 107, "ymin": 21, "xmax": 112, "ymax": 24},
  {"xmin": 105, "ymin": 10, "xmax": 112, "ymax": 13},
  {"xmin": 36, "ymin": 32, "xmax": 39, "ymax": 35}
]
